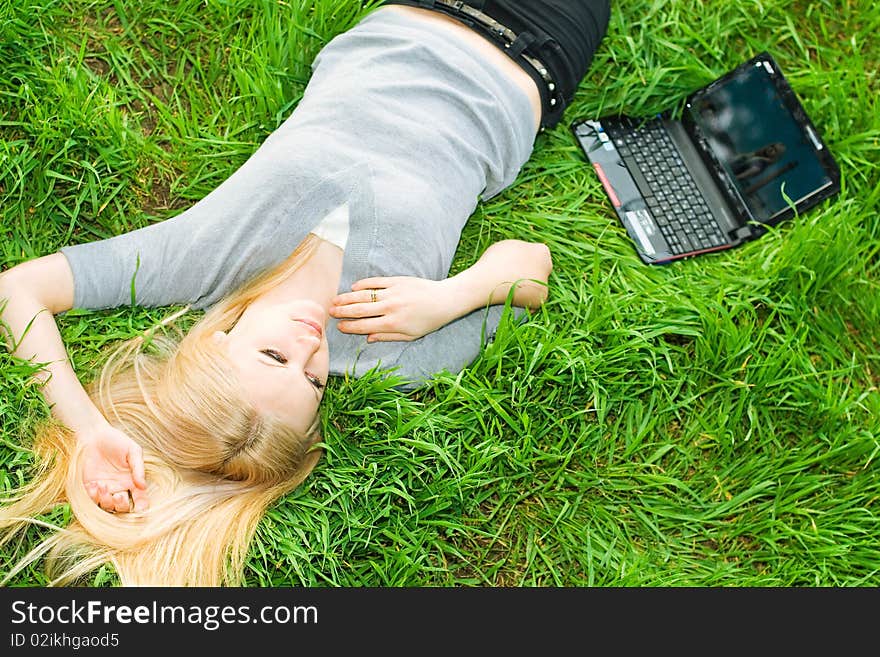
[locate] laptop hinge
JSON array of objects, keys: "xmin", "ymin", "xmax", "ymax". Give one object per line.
[{"xmin": 729, "ymin": 225, "xmax": 754, "ymax": 241}]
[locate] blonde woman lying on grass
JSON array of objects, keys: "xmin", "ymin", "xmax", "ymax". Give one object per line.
[{"xmin": 0, "ymin": 1, "xmax": 610, "ymax": 585}]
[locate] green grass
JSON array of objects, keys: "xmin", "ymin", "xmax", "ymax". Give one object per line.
[{"xmin": 1, "ymin": 0, "xmax": 878, "ymax": 587}]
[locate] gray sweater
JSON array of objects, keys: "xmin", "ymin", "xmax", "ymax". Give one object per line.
[{"xmin": 61, "ymin": 7, "xmax": 536, "ymax": 389}]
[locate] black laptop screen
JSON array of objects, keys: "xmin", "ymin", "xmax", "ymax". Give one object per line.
[{"xmin": 688, "ymin": 61, "xmax": 834, "ymax": 223}]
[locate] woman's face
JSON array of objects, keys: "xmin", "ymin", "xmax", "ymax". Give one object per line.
[{"xmin": 214, "ymin": 298, "xmax": 329, "ymax": 435}]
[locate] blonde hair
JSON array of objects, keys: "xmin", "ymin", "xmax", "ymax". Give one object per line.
[{"xmin": 0, "ymin": 235, "xmax": 323, "ymax": 586}]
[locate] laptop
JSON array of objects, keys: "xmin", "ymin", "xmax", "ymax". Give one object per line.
[{"xmin": 571, "ymin": 52, "xmax": 841, "ymax": 265}]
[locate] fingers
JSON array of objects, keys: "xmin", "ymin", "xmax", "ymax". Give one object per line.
[
  {"xmin": 111, "ymin": 490, "xmax": 132, "ymax": 513},
  {"xmin": 337, "ymin": 316, "xmax": 418, "ymax": 339},
  {"xmin": 336, "ymin": 317, "xmax": 387, "ymax": 335},
  {"xmin": 86, "ymin": 481, "xmax": 124, "ymax": 513},
  {"xmin": 331, "ymin": 287, "xmax": 382, "ymax": 311},
  {"xmin": 85, "ymin": 481, "xmax": 147, "ymax": 514},
  {"xmin": 331, "ymin": 287, "xmax": 393, "ymax": 323},
  {"xmin": 331, "ymin": 300, "xmax": 384, "ymax": 320},
  {"xmin": 85, "ymin": 481, "xmax": 99, "ymax": 506},
  {"xmin": 127, "ymin": 443, "xmax": 147, "ymax": 490},
  {"xmin": 85, "ymin": 481, "xmax": 106, "ymax": 508},
  {"xmin": 129, "ymin": 486, "xmax": 150, "ymax": 513},
  {"xmin": 337, "ymin": 315, "xmax": 415, "ymax": 342}
]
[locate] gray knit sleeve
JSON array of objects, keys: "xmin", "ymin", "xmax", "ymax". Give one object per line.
[
  {"xmin": 59, "ymin": 210, "xmax": 230, "ymax": 310},
  {"xmin": 57, "ymin": 140, "xmax": 362, "ymax": 311},
  {"xmin": 59, "ymin": 146, "xmax": 317, "ymax": 311}
]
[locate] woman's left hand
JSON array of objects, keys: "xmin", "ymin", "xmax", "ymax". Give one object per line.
[
  {"xmin": 79, "ymin": 423, "xmax": 149, "ymax": 514},
  {"xmin": 329, "ymin": 276, "xmax": 459, "ymax": 342}
]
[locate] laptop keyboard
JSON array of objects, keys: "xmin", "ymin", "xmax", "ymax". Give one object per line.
[{"xmin": 605, "ymin": 116, "xmax": 729, "ymax": 255}]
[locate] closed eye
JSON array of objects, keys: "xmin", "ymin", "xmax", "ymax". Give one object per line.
[
  {"xmin": 260, "ymin": 349, "xmax": 323, "ymax": 391},
  {"xmin": 260, "ymin": 348, "xmax": 287, "ymax": 364},
  {"xmin": 306, "ymin": 372, "xmax": 325, "ymax": 390}
]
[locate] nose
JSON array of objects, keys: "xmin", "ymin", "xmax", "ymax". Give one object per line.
[{"xmin": 289, "ymin": 333, "xmax": 321, "ymax": 364}]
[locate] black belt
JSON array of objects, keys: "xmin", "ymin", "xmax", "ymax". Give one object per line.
[{"xmin": 401, "ymin": 0, "xmax": 563, "ymax": 129}]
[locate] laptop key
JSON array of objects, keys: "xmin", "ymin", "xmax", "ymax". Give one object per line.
[
  {"xmin": 621, "ymin": 156, "xmax": 654, "ymax": 199},
  {"xmin": 607, "ymin": 116, "xmax": 735, "ymax": 258}
]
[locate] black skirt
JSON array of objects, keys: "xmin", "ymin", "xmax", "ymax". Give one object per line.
[{"xmin": 379, "ymin": 0, "xmax": 612, "ymax": 129}]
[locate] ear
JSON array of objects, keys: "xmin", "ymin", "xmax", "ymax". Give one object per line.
[{"xmin": 211, "ymin": 330, "xmax": 228, "ymax": 345}]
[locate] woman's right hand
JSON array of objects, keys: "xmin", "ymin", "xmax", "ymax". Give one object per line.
[
  {"xmin": 78, "ymin": 424, "xmax": 149, "ymax": 514},
  {"xmin": 1, "ymin": 255, "xmax": 149, "ymax": 514}
]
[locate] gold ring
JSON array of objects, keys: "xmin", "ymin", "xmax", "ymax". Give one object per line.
[{"xmin": 370, "ymin": 289, "xmax": 378, "ymax": 303}]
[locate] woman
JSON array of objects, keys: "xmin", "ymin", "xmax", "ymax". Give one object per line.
[
  {"xmin": 0, "ymin": 1, "xmax": 611, "ymax": 586},
  {"xmin": 729, "ymin": 142, "xmax": 787, "ymax": 180}
]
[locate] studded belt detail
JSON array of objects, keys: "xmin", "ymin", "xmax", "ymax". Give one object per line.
[{"xmin": 412, "ymin": 0, "xmax": 562, "ymax": 128}]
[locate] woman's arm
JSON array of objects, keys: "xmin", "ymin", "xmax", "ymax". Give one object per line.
[
  {"xmin": 330, "ymin": 239, "xmax": 552, "ymax": 342},
  {"xmin": 444, "ymin": 239, "xmax": 552, "ymax": 311},
  {"xmin": 0, "ymin": 255, "xmax": 104, "ymax": 431},
  {"xmin": 0, "ymin": 255, "xmax": 147, "ymax": 512}
]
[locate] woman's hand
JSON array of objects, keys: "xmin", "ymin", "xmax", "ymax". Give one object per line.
[
  {"xmin": 330, "ymin": 241, "xmax": 552, "ymax": 343},
  {"xmin": 1, "ymin": 255, "xmax": 149, "ymax": 514},
  {"xmin": 330, "ymin": 276, "xmax": 459, "ymax": 342},
  {"xmin": 79, "ymin": 424, "xmax": 149, "ymax": 514}
]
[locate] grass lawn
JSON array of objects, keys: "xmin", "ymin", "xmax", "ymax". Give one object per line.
[{"xmin": 1, "ymin": 0, "xmax": 878, "ymax": 586}]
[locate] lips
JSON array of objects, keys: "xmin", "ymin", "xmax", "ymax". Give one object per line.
[{"xmin": 294, "ymin": 318, "xmax": 323, "ymax": 337}]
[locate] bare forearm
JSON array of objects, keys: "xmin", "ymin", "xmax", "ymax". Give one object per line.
[
  {"xmin": 324, "ymin": 240, "xmax": 553, "ymax": 342},
  {"xmin": 0, "ymin": 256, "xmax": 104, "ymax": 434},
  {"xmin": 444, "ymin": 239, "xmax": 552, "ymax": 316}
]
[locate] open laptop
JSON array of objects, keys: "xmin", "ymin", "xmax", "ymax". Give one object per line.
[{"xmin": 571, "ymin": 52, "xmax": 841, "ymax": 264}]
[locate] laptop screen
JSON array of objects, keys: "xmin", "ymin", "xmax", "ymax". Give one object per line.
[{"xmin": 686, "ymin": 59, "xmax": 835, "ymax": 224}]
